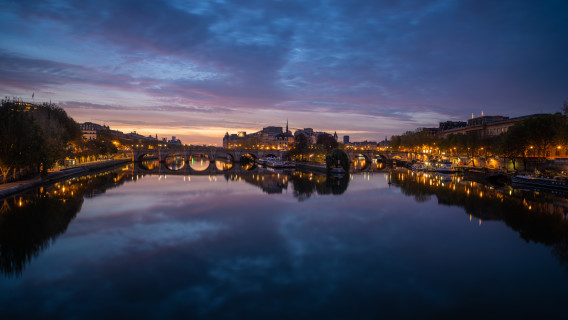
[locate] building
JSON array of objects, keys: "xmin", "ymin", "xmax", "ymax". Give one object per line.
[
  {"xmin": 346, "ymin": 140, "xmax": 378, "ymax": 150},
  {"xmin": 417, "ymin": 127, "xmax": 439, "ymax": 135},
  {"xmin": 167, "ymin": 136, "xmax": 182, "ymax": 146},
  {"xmin": 439, "ymin": 121, "xmax": 467, "ymax": 131},
  {"xmin": 223, "ymin": 121, "xmax": 294, "ymax": 150},
  {"xmin": 79, "ymin": 122, "xmax": 109, "ymax": 140},
  {"xmin": 437, "ymin": 114, "xmax": 545, "ymax": 139},
  {"xmin": 343, "ymin": 136, "xmax": 350, "ymax": 144}
]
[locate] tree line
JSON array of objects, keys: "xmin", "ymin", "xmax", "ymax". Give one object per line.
[
  {"xmin": 0, "ymin": 99, "xmax": 83, "ymax": 181},
  {"xmin": 0, "ymin": 99, "xmax": 124, "ymax": 183},
  {"xmin": 389, "ymin": 110, "xmax": 568, "ymax": 170}
]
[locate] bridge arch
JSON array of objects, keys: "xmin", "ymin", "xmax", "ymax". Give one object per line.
[
  {"xmin": 136, "ymin": 152, "xmax": 159, "ymax": 163},
  {"xmin": 163, "ymin": 154, "xmax": 186, "ymax": 171},
  {"xmin": 263, "ymin": 153, "xmax": 278, "ymax": 159},
  {"xmin": 239, "ymin": 152, "xmax": 258, "ymax": 162},
  {"xmin": 138, "ymin": 159, "xmax": 161, "ymax": 171},
  {"xmin": 215, "ymin": 151, "xmax": 235, "ymax": 163},
  {"xmin": 352, "ymin": 153, "xmax": 371, "ymax": 170},
  {"xmin": 188, "ymin": 153, "xmax": 211, "ymax": 171}
]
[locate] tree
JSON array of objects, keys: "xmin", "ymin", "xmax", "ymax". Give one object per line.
[
  {"xmin": 290, "ymin": 133, "xmax": 309, "ymax": 161},
  {"xmin": 0, "ymin": 100, "xmax": 45, "ymax": 182},
  {"xmin": 326, "ymin": 148, "xmax": 349, "ymax": 172},
  {"xmin": 0, "ymin": 99, "xmax": 82, "ymax": 181},
  {"xmin": 497, "ymin": 124, "xmax": 528, "ymax": 171},
  {"xmin": 316, "ymin": 133, "xmax": 338, "ymax": 152},
  {"xmin": 31, "ymin": 102, "xmax": 83, "ymax": 174},
  {"xmin": 522, "ymin": 114, "xmax": 565, "ymax": 158}
]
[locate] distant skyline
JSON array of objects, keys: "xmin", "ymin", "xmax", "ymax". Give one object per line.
[{"xmin": 1, "ymin": 0, "xmax": 567, "ymax": 145}]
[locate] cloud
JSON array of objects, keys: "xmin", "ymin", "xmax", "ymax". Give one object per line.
[{"xmin": 1, "ymin": 0, "xmax": 568, "ymax": 141}]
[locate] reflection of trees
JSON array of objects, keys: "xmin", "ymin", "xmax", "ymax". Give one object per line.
[
  {"xmin": 239, "ymin": 172, "xmax": 289, "ymax": 194},
  {"xmin": 391, "ymin": 169, "xmax": 568, "ymax": 271},
  {"xmin": 289, "ymin": 172, "xmax": 349, "ymax": 201},
  {"xmin": 226, "ymin": 170, "xmax": 350, "ymax": 201},
  {"xmin": 0, "ymin": 169, "xmax": 129, "ymax": 277}
]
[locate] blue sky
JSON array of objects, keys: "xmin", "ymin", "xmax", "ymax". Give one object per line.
[{"xmin": 1, "ymin": 0, "xmax": 567, "ymax": 144}]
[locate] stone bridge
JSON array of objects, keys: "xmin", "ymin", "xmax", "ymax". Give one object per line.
[
  {"xmin": 129, "ymin": 147, "xmax": 432, "ymax": 164},
  {"xmin": 130, "ymin": 147, "xmax": 288, "ymax": 163}
]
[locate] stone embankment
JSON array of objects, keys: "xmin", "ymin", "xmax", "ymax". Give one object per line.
[
  {"xmin": 295, "ymin": 162, "xmax": 328, "ymax": 174},
  {"xmin": 0, "ymin": 159, "xmax": 130, "ymax": 199}
]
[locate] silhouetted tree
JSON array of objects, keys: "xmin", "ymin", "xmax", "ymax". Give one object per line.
[
  {"xmin": 0, "ymin": 100, "xmax": 45, "ymax": 182},
  {"xmin": 0, "ymin": 99, "xmax": 82, "ymax": 180},
  {"xmin": 316, "ymin": 133, "xmax": 338, "ymax": 152},
  {"xmin": 326, "ymin": 148, "xmax": 349, "ymax": 172},
  {"xmin": 290, "ymin": 133, "xmax": 309, "ymax": 161}
]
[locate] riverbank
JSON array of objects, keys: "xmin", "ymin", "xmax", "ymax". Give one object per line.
[
  {"xmin": 295, "ymin": 162, "xmax": 328, "ymax": 174},
  {"xmin": 0, "ymin": 159, "xmax": 130, "ymax": 200}
]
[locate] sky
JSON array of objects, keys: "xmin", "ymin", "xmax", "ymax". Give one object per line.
[{"xmin": 1, "ymin": 0, "xmax": 567, "ymax": 145}]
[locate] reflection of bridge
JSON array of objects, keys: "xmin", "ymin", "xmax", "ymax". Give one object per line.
[
  {"xmin": 130, "ymin": 146, "xmax": 433, "ymax": 164},
  {"xmin": 131, "ymin": 147, "xmax": 288, "ymax": 163},
  {"xmin": 132, "ymin": 161, "xmax": 258, "ymax": 175}
]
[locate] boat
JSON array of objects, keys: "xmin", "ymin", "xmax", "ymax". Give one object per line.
[
  {"xmin": 436, "ymin": 160, "xmax": 456, "ymax": 173},
  {"xmin": 265, "ymin": 160, "xmax": 295, "ymax": 169},
  {"xmin": 411, "ymin": 163, "xmax": 426, "ymax": 171},
  {"xmin": 511, "ymin": 175, "xmax": 568, "ymax": 190},
  {"xmin": 422, "ymin": 162, "xmax": 437, "ymax": 172}
]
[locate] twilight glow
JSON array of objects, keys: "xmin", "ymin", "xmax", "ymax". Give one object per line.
[{"xmin": 1, "ymin": 0, "xmax": 567, "ymax": 144}]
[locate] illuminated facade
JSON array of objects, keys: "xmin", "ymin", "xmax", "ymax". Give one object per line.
[
  {"xmin": 223, "ymin": 122, "xmax": 294, "ymax": 150},
  {"xmin": 437, "ymin": 114, "xmax": 546, "ymax": 138},
  {"xmin": 79, "ymin": 122, "xmax": 109, "ymax": 141}
]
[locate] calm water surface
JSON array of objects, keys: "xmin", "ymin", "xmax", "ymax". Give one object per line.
[{"xmin": 1, "ymin": 163, "xmax": 568, "ymax": 319}]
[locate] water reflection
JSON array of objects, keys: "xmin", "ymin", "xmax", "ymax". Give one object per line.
[
  {"xmin": 189, "ymin": 155, "xmax": 210, "ymax": 171},
  {"xmin": 2, "ymin": 165, "xmax": 568, "ymax": 318},
  {"xmin": 0, "ymin": 169, "xmax": 130, "ymax": 277},
  {"xmin": 164, "ymin": 155, "xmax": 185, "ymax": 171},
  {"xmin": 2, "ymin": 165, "xmax": 568, "ymax": 280},
  {"xmin": 290, "ymin": 171, "xmax": 349, "ymax": 201},
  {"xmin": 390, "ymin": 169, "xmax": 568, "ymax": 270}
]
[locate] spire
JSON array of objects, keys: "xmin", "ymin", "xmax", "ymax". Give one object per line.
[{"xmin": 286, "ymin": 119, "xmax": 289, "ymax": 134}]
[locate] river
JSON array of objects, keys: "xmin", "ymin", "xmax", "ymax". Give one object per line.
[{"xmin": 1, "ymin": 162, "xmax": 567, "ymax": 319}]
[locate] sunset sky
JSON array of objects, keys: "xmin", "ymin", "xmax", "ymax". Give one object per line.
[{"xmin": 1, "ymin": 0, "xmax": 567, "ymax": 145}]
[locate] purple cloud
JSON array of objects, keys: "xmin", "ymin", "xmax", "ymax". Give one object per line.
[{"xmin": 1, "ymin": 0, "xmax": 567, "ymax": 143}]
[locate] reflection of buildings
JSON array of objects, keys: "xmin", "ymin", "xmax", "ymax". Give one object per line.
[
  {"xmin": 0, "ymin": 169, "xmax": 130, "ymax": 277},
  {"xmin": 390, "ymin": 169, "xmax": 568, "ymax": 269},
  {"xmin": 240, "ymin": 171, "xmax": 289, "ymax": 194}
]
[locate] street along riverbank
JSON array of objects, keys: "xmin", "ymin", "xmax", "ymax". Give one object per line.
[{"xmin": 0, "ymin": 159, "xmax": 130, "ymax": 200}]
